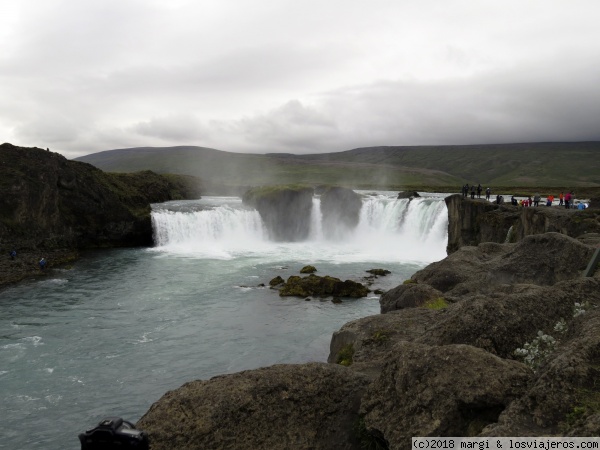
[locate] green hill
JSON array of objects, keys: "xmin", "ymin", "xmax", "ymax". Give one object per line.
[{"xmin": 75, "ymin": 142, "xmax": 600, "ymax": 191}]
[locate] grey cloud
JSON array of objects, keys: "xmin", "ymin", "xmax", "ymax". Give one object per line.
[{"xmin": 2, "ymin": 0, "xmax": 600, "ymax": 157}]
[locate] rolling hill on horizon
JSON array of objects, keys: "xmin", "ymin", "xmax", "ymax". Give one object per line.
[{"xmin": 75, "ymin": 141, "xmax": 600, "ymax": 191}]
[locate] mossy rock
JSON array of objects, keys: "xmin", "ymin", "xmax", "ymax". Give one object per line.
[
  {"xmin": 366, "ymin": 269, "xmax": 391, "ymax": 277},
  {"xmin": 336, "ymin": 344, "xmax": 355, "ymax": 366},
  {"xmin": 300, "ymin": 265, "xmax": 317, "ymax": 274},
  {"xmin": 269, "ymin": 276, "xmax": 284, "ymax": 287},
  {"xmin": 422, "ymin": 297, "xmax": 449, "ymax": 310},
  {"xmin": 279, "ymin": 274, "xmax": 370, "ymax": 298}
]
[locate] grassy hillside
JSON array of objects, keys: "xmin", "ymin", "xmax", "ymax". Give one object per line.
[
  {"xmin": 75, "ymin": 142, "xmax": 600, "ymax": 191},
  {"xmin": 75, "ymin": 146, "xmax": 463, "ymax": 191},
  {"xmin": 290, "ymin": 142, "xmax": 600, "ymax": 187}
]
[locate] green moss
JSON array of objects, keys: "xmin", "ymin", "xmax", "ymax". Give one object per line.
[
  {"xmin": 423, "ymin": 297, "xmax": 448, "ymax": 310},
  {"xmin": 300, "ymin": 265, "xmax": 317, "ymax": 274},
  {"xmin": 366, "ymin": 269, "xmax": 391, "ymax": 276},
  {"xmin": 402, "ymin": 279, "xmax": 416, "ymax": 284},
  {"xmin": 561, "ymin": 388, "xmax": 600, "ymax": 432},
  {"xmin": 370, "ymin": 330, "xmax": 390, "ymax": 345},
  {"xmin": 336, "ymin": 344, "xmax": 355, "ymax": 366}
]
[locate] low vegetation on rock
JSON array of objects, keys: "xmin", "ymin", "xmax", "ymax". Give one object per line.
[
  {"xmin": 279, "ymin": 274, "xmax": 370, "ymax": 298},
  {"xmin": 366, "ymin": 269, "xmax": 391, "ymax": 276},
  {"xmin": 299, "ymin": 265, "xmax": 317, "ymax": 274}
]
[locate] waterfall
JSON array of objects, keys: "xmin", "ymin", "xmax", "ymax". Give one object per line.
[
  {"xmin": 151, "ymin": 200, "xmax": 267, "ymax": 258},
  {"xmin": 151, "ymin": 194, "xmax": 448, "ymax": 262}
]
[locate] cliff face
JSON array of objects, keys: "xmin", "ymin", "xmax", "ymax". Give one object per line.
[
  {"xmin": 320, "ymin": 186, "xmax": 363, "ymax": 239},
  {"xmin": 0, "ymin": 143, "xmax": 199, "ymax": 251},
  {"xmin": 445, "ymin": 194, "xmax": 600, "ymax": 253},
  {"xmin": 242, "ymin": 185, "xmax": 315, "ymax": 241}
]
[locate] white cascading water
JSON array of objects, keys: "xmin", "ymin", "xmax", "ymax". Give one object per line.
[
  {"xmin": 151, "ymin": 194, "xmax": 448, "ymax": 263},
  {"xmin": 152, "ymin": 203, "xmax": 268, "ymax": 258}
]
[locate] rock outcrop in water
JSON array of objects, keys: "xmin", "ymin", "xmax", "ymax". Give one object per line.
[
  {"xmin": 320, "ymin": 186, "xmax": 363, "ymax": 239},
  {"xmin": 279, "ymin": 274, "xmax": 370, "ymax": 298},
  {"xmin": 138, "ymin": 192, "xmax": 600, "ymax": 449},
  {"xmin": 0, "ymin": 143, "xmax": 201, "ymax": 286},
  {"xmin": 242, "ymin": 185, "xmax": 314, "ymax": 241}
]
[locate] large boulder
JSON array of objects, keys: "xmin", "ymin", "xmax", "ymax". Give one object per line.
[
  {"xmin": 328, "ymin": 308, "xmax": 438, "ymax": 378},
  {"xmin": 242, "ymin": 185, "xmax": 314, "ymax": 241},
  {"xmin": 416, "ymin": 278, "xmax": 600, "ymax": 358},
  {"xmin": 319, "ymin": 186, "xmax": 363, "ymax": 239},
  {"xmin": 360, "ymin": 342, "xmax": 532, "ymax": 449},
  {"xmin": 380, "ymin": 282, "xmax": 444, "ymax": 313},
  {"xmin": 137, "ymin": 363, "xmax": 371, "ymax": 450},
  {"xmin": 411, "ymin": 233, "xmax": 594, "ymax": 298}
]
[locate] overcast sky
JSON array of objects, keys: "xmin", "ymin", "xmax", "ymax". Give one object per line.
[{"xmin": 2, "ymin": 0, "xmax": 600, "ymax": 159}]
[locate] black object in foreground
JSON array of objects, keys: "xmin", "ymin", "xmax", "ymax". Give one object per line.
[{"xmin": 79, "ymin": 417, "xmax": 149, "ymax": 450}]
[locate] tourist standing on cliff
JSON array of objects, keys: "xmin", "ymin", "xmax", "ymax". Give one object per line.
[
  {"xmin": 477, "ymin": 184, "xmax": 482, "ymax": 198},
  {"xmin": 564, "ymin": 192, "xmax": 571, "ymax": 209},
  {"xmin": 533, "ymin": 194, "xmax": 540, "ymax": 207},
  {"xmin": 471, "ymin": 185, "xmax": 476, "ymax": 199},
  {"xmin": 559, "ymin": 192, "xmax": 564, "ymax": 206},
  {"xmin": 485, "ymin": 187, "xmax": 491, "ymax": 201}
]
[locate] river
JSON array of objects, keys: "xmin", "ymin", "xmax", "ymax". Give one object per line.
[{"xmin": 0, "ymin": 191, "xmax": 448, "ymax": 449}]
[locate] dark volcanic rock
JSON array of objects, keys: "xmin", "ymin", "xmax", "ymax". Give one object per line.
[
  {"xmin": 366, "ymin": 269, "xmax": 391, "ymax": 276},
  {"xmin": 396, "ymin": 190, "xmax": 420, "ymax": 199},
  {"xmin": 328, "ymin": 308, "xmax": 438, "ymax": 378},
  {"xmin": 300, "ymin": 265, "xmax": 317, "ymax": 273},
  {"xmin": 279, "ymin": 274, "xmax": 370, "ymax": 298},
  {"xmin": 319, "ymin": 186, "xmax": 362, "ymax": 239},
  {"xmin": 411, "ymin": 233, "xmax": 594, "ymax": 298},
  {"xmin": 360, "ymin": 342, "xmax": 532, "ymax": 449},
  {"xmin": 380, "ymin": 282, "xmax": 443, "ymax": 313},
  {"xmin": 242, "ymin": 185, "xmax": 314, "ymax": 241},
  {"xmin": 137, "ymin": 363, "xmax": 371, "ymax": 450},
  {"xmin": 269, "ymin": 275, "xmax": 284, "ymax": 287},
  {"xmin": 0, "ymin": 144, "xmax": 200, "ymax": 287},
  {"xmin": 482, "ymin": 308, "xmax": 600, "ymax": 436},
  {"xmin": 416, "ymin": 279, "xmax": 600, "ymax": 358}
]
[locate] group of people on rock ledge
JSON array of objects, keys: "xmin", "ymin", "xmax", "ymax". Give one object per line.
[
  {"xmin": 461, "ymin": 184, "xmax": 587, "ymax": 209},
  {"xmin": 461, "ymin": 184, "xmax": 491, "ymax": 201}
]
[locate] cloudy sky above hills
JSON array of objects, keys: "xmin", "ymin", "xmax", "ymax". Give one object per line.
[{"xmin": 2, "ymin": 0, "xmax": 600, "ymax": 158}]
